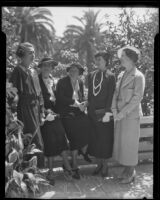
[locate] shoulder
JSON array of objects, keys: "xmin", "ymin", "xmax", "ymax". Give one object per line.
[
  {"xmin": 89, "ymin": 70, "xmax": 98, "ymax": 79},
  {"xmin": 135, "ymin": 68, "xmax": 145, "ymax": 78},
  {"xmin": 57, "ymin": 76, "xmax": 69, "ymax": 86},
  {"xmin": 135, "ymin": 69, "xmax": 145, "ymax": 84}
]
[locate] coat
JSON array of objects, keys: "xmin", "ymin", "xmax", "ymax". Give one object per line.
[
  {"xmin": 111, "ymin": 67, "xmax": 145, "ymax": 119},
  {"xmin": 112, "ymin": 67, "xmax": 145, "ymax": 165}
]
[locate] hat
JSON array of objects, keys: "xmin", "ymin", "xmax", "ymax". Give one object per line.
[
  {"xmin": 38, "ymin": 57, "xmax": 58, "ymax": 68},
  {"xmin": 66, "ymin": 63, "xmax": 85, "ymax": 75},
  {"xmin": 117, "ymin": 46, "xmax": 140, "ymax": 59}
]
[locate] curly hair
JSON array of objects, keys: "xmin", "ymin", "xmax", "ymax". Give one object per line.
[{"xmin": 94, "ymin": 51, "xmax": 111, "ymax": 66}]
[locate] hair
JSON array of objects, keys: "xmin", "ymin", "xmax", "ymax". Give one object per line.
[
  {"xmin": 16, "ymin": 42, "xmax": 34, "ymax": 58},
  {"xmin": 94, "ymin": 51, "xmax": 111, "ymax": 67},
  {"xmin": 123, "ymin": 48, "xmax": 139, "ymax": 63}
]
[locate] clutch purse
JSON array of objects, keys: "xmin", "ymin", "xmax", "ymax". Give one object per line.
[{"xmin": 95, "ymin": 108, "xmax": 106, "ymax": 121}]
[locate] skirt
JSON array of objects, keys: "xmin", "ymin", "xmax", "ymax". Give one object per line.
[
  {"xmin": 62, "ymin": 114, "xmax": 91, "ymax": 151},
  {"xmin": 40, "ymin": 118, "xmax": 69, "ymax": 157},
  {"xmin": 88, "ymin": 117, "xmax": 114, "ymax": 159},
  {"xmin": 113, "ymin": 117, "xmax": 140, "ymax": 166}
]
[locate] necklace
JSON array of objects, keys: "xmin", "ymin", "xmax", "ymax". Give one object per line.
[{"xmin": 93, "ymin": 70, "xmax": 104, "ymax": 96}]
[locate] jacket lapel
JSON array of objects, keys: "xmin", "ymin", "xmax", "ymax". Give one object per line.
[{"xmin": 121, "ymin": 67, "xmax": 137, "ymax": 89}]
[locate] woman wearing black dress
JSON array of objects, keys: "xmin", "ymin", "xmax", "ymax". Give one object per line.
[
  {"xmin": 38, "ymin": 57, "xmax": 73, "ymax": 183},
  {"xmin": 56, "ymin": 63, "xmax": 91, "ymax": 179},
  {"xmin": 87, "ymin": 51, "xmax": 116, "ymax": 177},
  {"xmin": 9, "ymin": 42, "xmax": 44, "ymax": 150}
]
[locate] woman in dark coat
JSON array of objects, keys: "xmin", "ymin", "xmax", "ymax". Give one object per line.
[
  {"xmin": 56, "ymin": 63, "xmax": 91, "ymax": 179},
  {"xmin": 87, "ymin": 51, "xmax": 116, "ymax": 177},
  {"xmin": 9, "ymin": 42, "xmax": 44, "ymax": 150},
  {"xmin": 38, "ymin": 57, "xmax": 73, "ymax": 182}
]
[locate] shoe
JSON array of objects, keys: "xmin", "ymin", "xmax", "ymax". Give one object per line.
[
  {"xmin": 46, "ymin": 169, "xmax": 55, "ymax": 185},
  {"xmin": 78, "ymin": 150, "xmax": 92, "ymax": 163},
  {"xmin": 72, "ymin": 168, "xmax": 80, "ymax": 180},
  {"xmin": 62, "ymin": 164, "xmax": 73, "ymax": 180},
  {"xmin": 101, "ymin": 167, "xmax": 109, "ymax": 178},
  {"xmin": 120, "ymin": 170, "xmax": 136, "ymax": 184},
  {"xmin": 92, "ymin": 164, "xmax": 103, "ymax": 176},
  {"xmin": 117, "ymin": 168, "xmax": 129, "ymax": 180}
]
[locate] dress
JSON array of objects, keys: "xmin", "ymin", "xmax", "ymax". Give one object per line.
[
  {"xmin": 87, "ymin": 70, "xmax": 116, "ymax": 159},
  {"xmin": 112, "ymin": 67, "xmax": 145, "ymax": 165},
  {"xmin": 10, "ymin": 65, "xmax": 44, "ymax": 150},
  {"xmin": 56, "ymin": 75, "xmax": 91, "ymax": 151},
  {"xmin": 38, "ymin": 73, "xmax": 69, "ymax": 157}
]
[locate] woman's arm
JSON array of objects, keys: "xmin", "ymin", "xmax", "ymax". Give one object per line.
[{"xmin": 105, "ymin": 75, "xmax": 116, "ymax": 112}]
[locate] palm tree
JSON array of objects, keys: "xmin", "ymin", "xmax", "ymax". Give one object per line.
[
  {"xmin": 15, "ymin": 7, "xmax": 56, "ymax": 57},
  {"xmin": 64, "ymin": 9, "xmax": 104, "ymax": 72}
]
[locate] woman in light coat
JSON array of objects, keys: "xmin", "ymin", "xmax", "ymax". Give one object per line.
[{"xmin": 112, "ymin": 46, "xmax": 145, "ymax": 184}]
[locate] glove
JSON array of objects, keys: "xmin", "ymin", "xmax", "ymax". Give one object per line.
[
  {"xmin": 102, "ymin": 112, "xmax": 113, "ymax": 123},
  {"xmin": 45, "ymin": 113, "xmax": 56, "ymax": 121}
]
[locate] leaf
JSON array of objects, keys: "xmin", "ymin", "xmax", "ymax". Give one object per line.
[
  {"xmin": 13, "ymin": 170, "xmax": 24, "ymax": 187},
  {"xmin": 28, "ymin": 156, "xmax": 37, "ymax": 168},
  {"xmin": 5, "ymin": 161, "xmax": 13, "ymax": 178},
  {"xmin": 27, "ymin": 148, "xmax": 42, "ymax": 154},
  {"xmin": 8, "ymin": 148, "xmax": 18, "ymax": 163}
]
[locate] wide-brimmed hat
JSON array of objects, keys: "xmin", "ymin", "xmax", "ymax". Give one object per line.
[
  {"xmin": 38, "ymin": 57, "xmax": 58, "ymax": 68},
  {"xmin": 117, "ymin": 46, "xmax": 141, "ymax": 59},
  {"xmin": 66, "ymin": 63, "xmax": 85, "ymax": 75}
]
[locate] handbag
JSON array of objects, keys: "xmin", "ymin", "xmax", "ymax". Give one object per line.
[{"xmin": 95, "ymin": 108, "xmax": 106, "ymax": 121}]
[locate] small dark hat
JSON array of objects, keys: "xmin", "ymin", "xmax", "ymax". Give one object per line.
[
  {"xmin": 38, "ymin": 57, "xmax": 58, "ymax": 68},
  {"xmin": 66, "ymin": 63, "xmax": 85, "ymax": 75}
]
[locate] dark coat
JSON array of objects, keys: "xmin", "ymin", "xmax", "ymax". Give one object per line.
[{"xmin": 56, "ymin": 75, "xmax": 85, "ymax": 116}]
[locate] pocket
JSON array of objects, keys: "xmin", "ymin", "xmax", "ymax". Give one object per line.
[{"xmin": 125, "ymin": 89, "xmax": 134, "ymax": 103}]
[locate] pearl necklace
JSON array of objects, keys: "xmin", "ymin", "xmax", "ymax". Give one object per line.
[{"xmin": 93, "ymin": 70, "xmax": 104, "ymax": 96}]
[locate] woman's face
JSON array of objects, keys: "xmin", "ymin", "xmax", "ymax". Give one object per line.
[
  {"xmin": 41, "ymin": 63, "xmax": 53, "ymax": 77},
  {"xmin": 22, "ymin": 50, "xmax": 35, "ymax": 66},
  {"xmin": 95, "ymin": 56, "xmax": 106, "ymax": 70},
  {"xmin": 120, "ymin": 50, "xmax": 133, "ymax": 69},
  {"xmin": 68, "ymin": 67, "xmax": 80, "ymax": 79}
]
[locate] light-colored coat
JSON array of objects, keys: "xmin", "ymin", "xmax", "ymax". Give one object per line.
[
  {"xmin": 112, "ymin": 67, "xmax": 145, "ymax": 118},
  {"xmin": 112, "ymin": 67, "xmax": 145, "ymax": 166}
]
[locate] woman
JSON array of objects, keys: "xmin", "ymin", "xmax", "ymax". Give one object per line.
[
  {"xmin": 38, "ymin": 57, "xmax": 73, "ymax": 183},
  {"xmin": 87, "ymin": 51, "xmax": 116, "ymax": 177},
  {"xmin": 9, "ymin": 42, "xmax": 44, "ymax": 150},
  {"xmin": 56, "ymin": 63, "xmax": 91, "ymax": 179},
  {"xmin": 112, "ymin": 46, "xmax": 145, "ymax": 184}
]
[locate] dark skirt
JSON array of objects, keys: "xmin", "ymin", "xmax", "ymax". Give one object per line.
[
  {"xmin": 40, "ymin": 118, "xmax": 69, "ymax": 157},
  {"xmin": 62, "ymin": 114, "xmax": 91, "ymax": 151},
  {"xmin": 88, "ymin": 117, "xmax": 114, "ymax": 159}
]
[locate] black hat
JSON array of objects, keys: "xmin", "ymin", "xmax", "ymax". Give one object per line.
[
  {"xmin": 66, "ymin": 63, "xmax": 85, "ymax": 75},
  {"xmin": 38, "ymin": 57, "xmax": 58, "ymax": 68}
]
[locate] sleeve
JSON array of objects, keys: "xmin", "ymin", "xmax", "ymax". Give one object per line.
[
  {"xmin": 119, "ymin": 73, "xmax": 145, "ymax": 117},
  {"xmin": 56, "ymin": 79, "xmax": 75, "ymax": 106},
  {"xmin": 9, "ymin": 67, "xmax": 22, "ymax": 93},
  {"xmin": 105, "ymin": 75, "xmax": 116, "ymax": 112},
  {"xmin": 87, "ymin": 74, "xmax": 91, "ymax": 103},
  {"xmin": 111, "ymin": 91, "xmax": 117, "ymax": 113}
]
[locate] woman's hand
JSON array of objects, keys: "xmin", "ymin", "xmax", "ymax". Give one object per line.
[{"xmin": 115, "ymin": 112, "xmax": 124, "ymax": 121}]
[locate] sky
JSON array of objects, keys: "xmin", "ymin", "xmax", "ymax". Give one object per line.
[{"xmin": 44, "ymin": 7, "xmax": 158, "ymax": 37}]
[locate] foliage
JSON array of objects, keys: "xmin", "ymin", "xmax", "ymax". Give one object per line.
[
  {"xmin": 5, "ymin": 81, "xmax": 51, "ymax": 198},
  {"xmin": 64, "ymin": 9, "xmax": 104, "ymax": 72}
]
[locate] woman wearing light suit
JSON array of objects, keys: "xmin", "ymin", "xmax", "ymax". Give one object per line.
[{"xmin": 112, "ymin": 46, "xmax": 145, "ymax": 184}]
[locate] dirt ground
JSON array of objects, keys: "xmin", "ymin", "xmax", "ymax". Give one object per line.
[{"xmin": 38, "ymin": 163, "xmax": 153, "ymax": 199}]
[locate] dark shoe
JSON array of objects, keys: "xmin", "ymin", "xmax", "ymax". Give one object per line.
[
  {"xmin": 92, "ymin": 164, "xmax": 103, "ymax": 176},
  {"xmin": 46, "ymin": 169, "xmax": 55, "ymax": 185},
  {"xmin": 101, "ymin": 167, "xmax": 109, "ymax": 178},
  {"xmin": 62, "ymin": 164, "xmax": 73, "ymax": 180},
  {"xmin": 72, "ymin": 168, "xmax": 80, "ymax": 180},
  {"xmin": 78, "ymin": 150, "xmax": 92, "ymax": 163}
]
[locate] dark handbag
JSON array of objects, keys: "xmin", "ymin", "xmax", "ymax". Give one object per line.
[{"xmin": 95, "ymin": 108, "xmax": 106, "ymax": 121}]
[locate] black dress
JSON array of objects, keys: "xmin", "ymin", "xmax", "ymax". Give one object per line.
[
  {"xmin": 56, "ymin": 75, "xmax": 91, "ymax": 151},
  {"xmin": 87, "ymin": 70, "xmax": 116, "ymax": 159},
  {"xmin": 10, "ymin": 65, "xmax": 44, "ymax": 150},
  {"xmin": 39, "ymin": 74, "xmax": 69, "ymax": 157}
]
